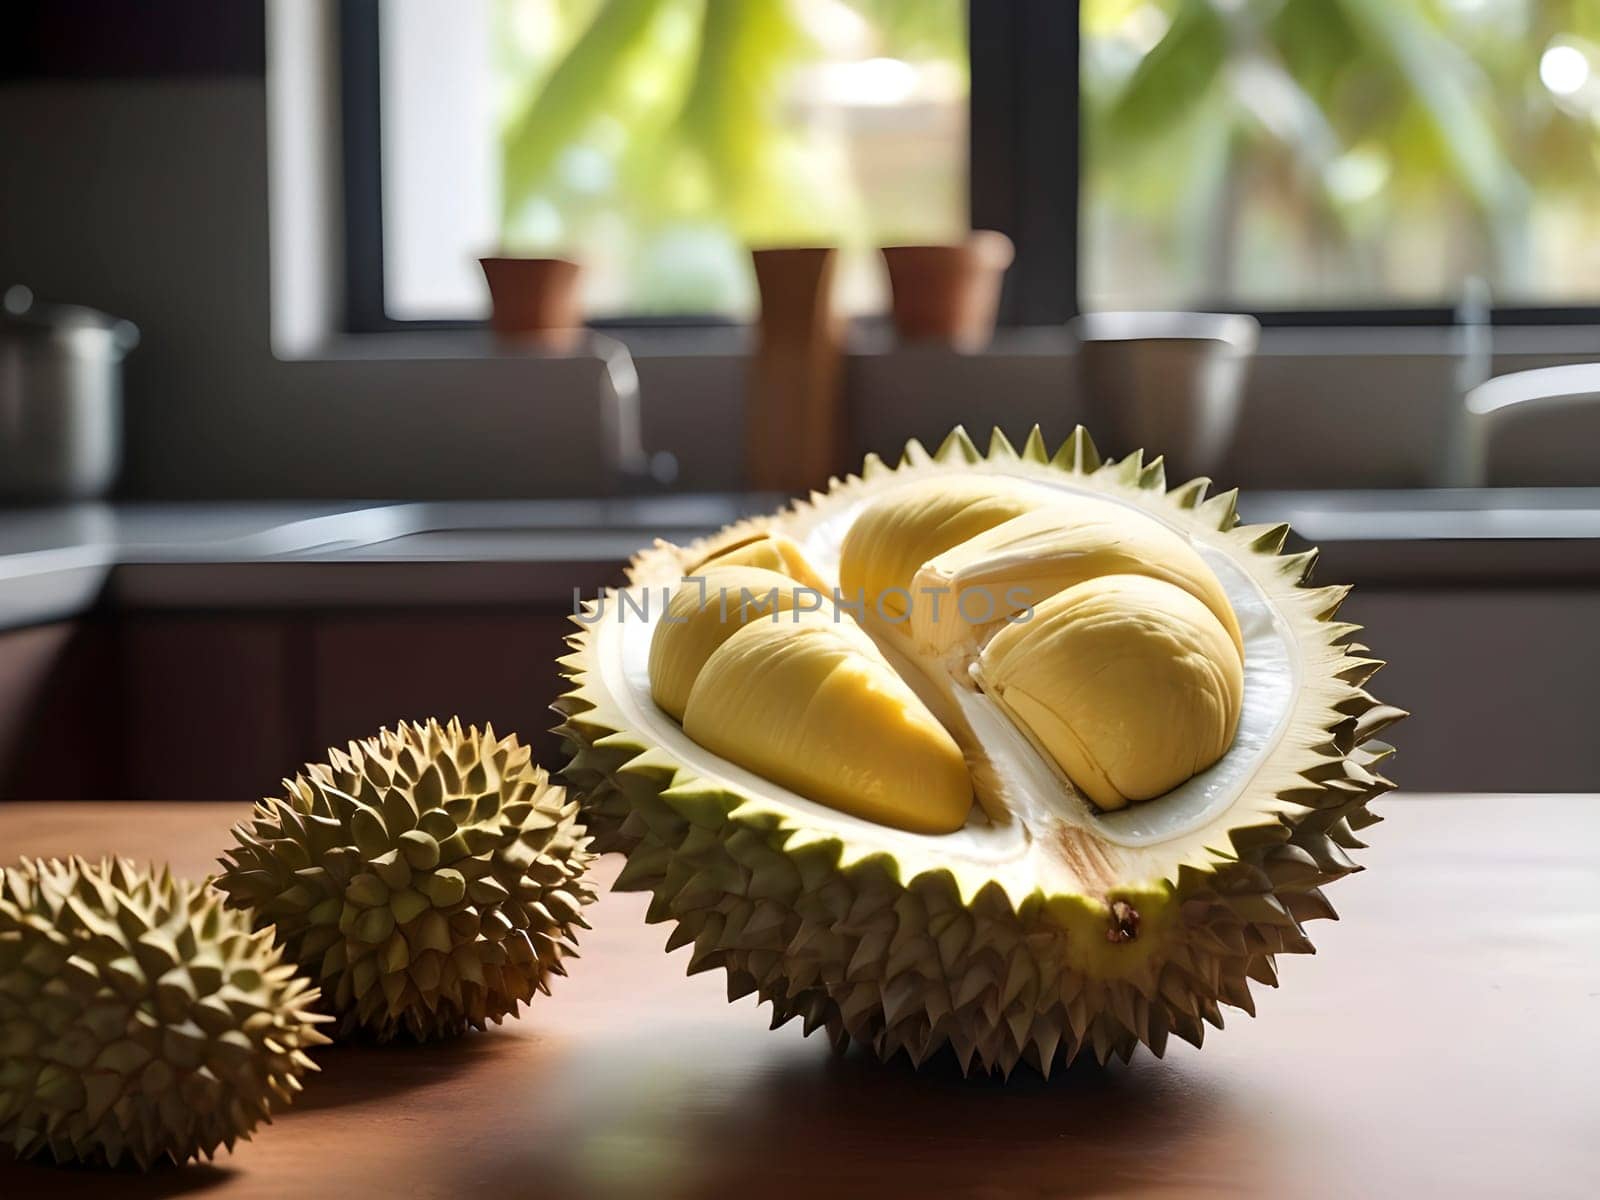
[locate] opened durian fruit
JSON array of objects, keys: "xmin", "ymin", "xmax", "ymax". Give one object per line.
[{"xmin": 556, "ymin": 426, "xmax": 1401, "ymax": 1074}]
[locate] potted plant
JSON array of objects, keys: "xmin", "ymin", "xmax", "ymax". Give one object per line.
[
  {"xmin": 881, "ymin": 230, "xmax": 1014, "ymax": 350},
  {"xmin": 478, "ymin": 255, "xmax": 585, "ymax": 350},
  {"xmin": 745, "ymin": 246, "xmax": 845, "ymax": 492}
]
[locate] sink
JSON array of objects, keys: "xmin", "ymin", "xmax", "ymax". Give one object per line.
[{"xmin": 118, "ymin": 498, "xmax": 759, "ymax": 563}]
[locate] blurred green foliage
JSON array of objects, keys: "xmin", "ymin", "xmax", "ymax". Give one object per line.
[
  {"xmin": 494, "ymin": 0, "xmax": 1600, "ymax": 313},
  {"xmin": 1083, "ymin": 0, "xmax": 1600, "ymax": 307},
  {"xmin": 495, "ymin": 0, "xmax": 967, "ymax": 313}
]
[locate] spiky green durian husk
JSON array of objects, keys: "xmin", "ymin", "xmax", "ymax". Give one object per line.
[
  {"xmin": 0, "ymin": 857, "xmax": 328, "ymax": 1169},
  {"xmin": 217, "ymin": 718, "xmax": 596, "ymax": 1043},
  {"xmin": 554, "ymin": 426, "xmax": 1403, "ymax": 1075}
]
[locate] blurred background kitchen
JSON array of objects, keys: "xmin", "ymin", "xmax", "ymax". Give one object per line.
[{"xmin": 2, "ymin": 0, "xmax": 1597, "ymax": 807}]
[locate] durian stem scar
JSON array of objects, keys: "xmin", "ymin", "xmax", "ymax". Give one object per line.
[{"xmin": 1106, "ymin": 900, "xmax": 1141, "ymax": 944}]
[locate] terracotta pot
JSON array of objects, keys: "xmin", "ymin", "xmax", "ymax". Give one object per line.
[
  {"xmin": 881, "ymin": 230, "xmax": 1015, "ymax": 349},
  {"xmin": 746, "ymin": 247, "xmax": 845, "ymax": 493},
  {"xmin": 478, "ymin": 256, "xmax": 584, "ymax": 349}
]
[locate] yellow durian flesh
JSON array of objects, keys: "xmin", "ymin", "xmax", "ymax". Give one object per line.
[
  {"xmin": 838, "ymin": 477, "xmax": 1048, "ymax": 619},
  {"xmin": 691, "ymin": 531, "xmax": 828, "ymax": 594},
  {"xmin": 682, "ymin": 611, "xmax": 974, "ymax": 834},
  {"xmin": 908, "ymin": 498, "xmax": 1245, "ymax": 657},
  {"xmin": 648, "ymin": 565, "xmax": 815, "ymax": 720},
  {"xmin": 654, "ymin": 463, "xmax": 1247, "ymax": 825},
  {"xmin": 978, "ymin": 574, "xmax": 1244, "ymax": 811}
]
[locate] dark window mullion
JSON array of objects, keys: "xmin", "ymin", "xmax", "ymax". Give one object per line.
[
  {"xmin": 970, "ymin": 0, "xmax": 1080, "ymax": 327},
  {"xmin": 339, "ymin": 0, "xmax": 390, "ymax": 333}
]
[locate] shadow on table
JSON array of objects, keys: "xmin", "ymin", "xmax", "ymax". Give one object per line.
[
  {"xmin": 0, "ymin": 1158, "xmax": 236, "ymax": 1200},
  {"xmin": 457, "ymin": 1024, "xmax": 1245, "ymax": 1200},
  {"xmin": 291, "ymin": 1027, "xmax": 507, "ymax": 1114},
  {"xmin": 693, "ymin": 1043, "xmax": 1235, "ymax": 1198},
  {"xmin": 0, "ymin": 1031, "xmax": 531, "ymax": 1196}
]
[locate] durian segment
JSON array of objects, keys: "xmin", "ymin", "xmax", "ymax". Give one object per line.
[
  {"xmin": 908, "ymin": 497, "xmax": 1245, "ymax": 657},
  {"xmin": 683, "ymin": 611, "xmax": 974, "ymax": 835},
  {"xmin": 0, "ymin": 857, "xmax": 329, "ymax": 1170},
  {"xmin": 218, "ymin": 718, "xmax": 596, "ymax": 1042},
  {"xmin": 838, "ymin": 476, "xmax": 1048, "ymax": 618},
  {"xmin": 978, "ymin": 574, "xmax": 1244, "ymax": 811},
  {"xmin": 690, "ymin": 531, "xmax": 828, "ymax": 593},
  {"xmin": 648, "ymin": 565, "xmax": 820, "ymax": 720}
]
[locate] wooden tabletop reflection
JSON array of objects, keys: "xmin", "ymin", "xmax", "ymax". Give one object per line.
[{"xmin": 0, "ymin": 796, "xmax": 1595, "ymax": 1199}]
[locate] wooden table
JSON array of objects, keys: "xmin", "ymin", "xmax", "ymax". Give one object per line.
[{"xmin": 1, "ymin": 797, "xmax": 1595, "ymax": 1199}]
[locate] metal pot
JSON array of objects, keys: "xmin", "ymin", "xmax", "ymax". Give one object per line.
[
  {"xmin": 1069, "ymin": 310, "xmax": 1259, "ymax": 482},
  {"xmin": 1, "ymin": 285, "xmax": 138, "ymax": 502}
]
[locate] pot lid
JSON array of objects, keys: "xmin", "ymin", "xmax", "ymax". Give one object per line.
[{"xmin": 3, "ymin": 285, "xmax": 140, "ymax": 351}]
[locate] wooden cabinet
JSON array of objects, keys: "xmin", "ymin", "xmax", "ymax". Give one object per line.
[
  {"xmin": 0, "ymin": 623, "xmax": 75, "ymax": 781},
  {"xmin": 0, "ymin": 621, "xmax": 120, "ymax": 801},
  {"xmin": 118, "ymin": 616, "xmax": 300, "ymax": 802},
  {"xmin": 308, "ymin": 610, "xmax": 577, "ymax": 769},
  {"xmin": 2, "ymin": 589, "xmax": 1596, "ymax": 801},
  {"xmin": 0, "ymin": 608, "xmax": 581, "ymax": 803},
  {"xmin": 1338, "ymin": 589, "xmax": 1600, "ymax": 792}
]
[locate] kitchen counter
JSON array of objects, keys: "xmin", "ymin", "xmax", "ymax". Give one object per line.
[
  {"xmin": 0, "ymin": 498, "xmax": 754, "ymax": 629},
  {"xmin": 5, "ymin": 488, "xmax": 1600, "ymax": 630},
  {"xmin": 0, "ymin": 795, "xmax": 1595, "ymax": 1198}
]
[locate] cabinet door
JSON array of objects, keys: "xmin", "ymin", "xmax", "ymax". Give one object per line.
[
  {"xmin": 0, "ymin": 621, "xmax": 120, "ymax": 801},
  {"xmin": 1339, "ymin": 590, "xmax": 1600, "ymax": 792},
  {"xmin": 310, "ymin": 610, "xmax": 576, "ymax": 768},
  {"xmin": 119, "ymin": 616, "xmax": 299, "ymax": 802},
  {"xmin": 0, "ymin": 623, "xmax": 72, "ymax": 787}
]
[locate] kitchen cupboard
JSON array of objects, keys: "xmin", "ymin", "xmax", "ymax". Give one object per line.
[
  {"xmin": 0, "ymin": 608, "xmax": 578, "ymax": 802},
  {"xmin": 1, "ymin": 590, "xmax": 1596, "ymax": 800}
]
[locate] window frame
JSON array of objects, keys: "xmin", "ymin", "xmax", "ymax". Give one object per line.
[{"xmin": 339, "ymin": 0, "xmax": 1600, "ymax": 334}]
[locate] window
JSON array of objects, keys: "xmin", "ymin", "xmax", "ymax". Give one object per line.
[
  {"xmin": 344, "ymin": 1, "xmax": 1600, "ymax": 330},
  {"xmin": 356, "ymin": 0, "xmax": 967, "ymax": 323},
  {"xmin": 1082, "ymin": 0, "xmax": 1600, "ymax": 315}
]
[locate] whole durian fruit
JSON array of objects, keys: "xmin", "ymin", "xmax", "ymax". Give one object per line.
[
  {"xmin": 556, "ymin": 426, "xmax": 1403, "ymax": 1075},
  {"xmin": 0, "ymin": 857, "xmax": 328, "ymax": 1169},
  {"xmin": 217, "ymin": 718, "xmax": 596, "ymax": 1042}
]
